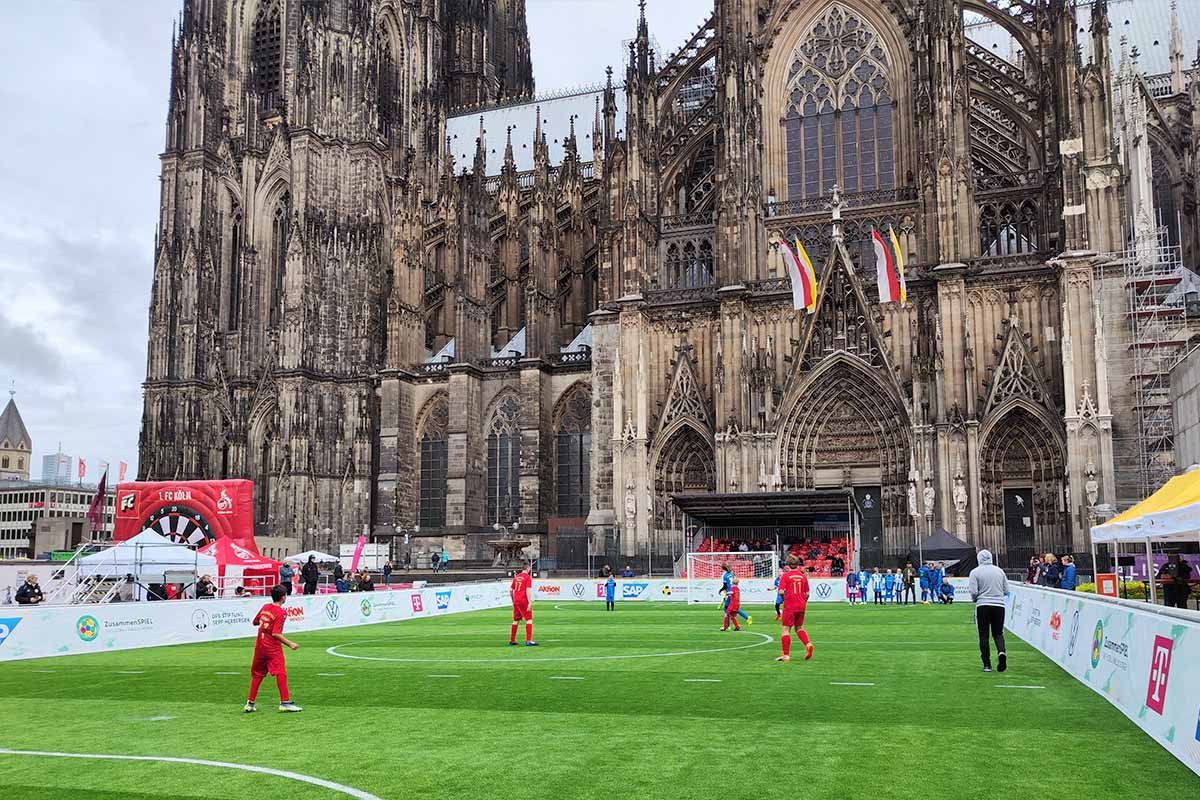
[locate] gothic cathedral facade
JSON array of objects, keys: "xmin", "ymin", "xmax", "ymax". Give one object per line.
[{"xmin": 142, "ymin": 0, "xmax": 1199, "ymax": 567}]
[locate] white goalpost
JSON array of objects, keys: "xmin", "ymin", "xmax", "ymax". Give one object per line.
[{"xmin": 683, "ymin": 551, "xmax": 779, "ymax": 605}]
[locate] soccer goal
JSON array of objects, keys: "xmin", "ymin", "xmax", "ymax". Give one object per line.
[{"xmin": 683, "ymin": 551, "xmax": 778, "ymax": 605}]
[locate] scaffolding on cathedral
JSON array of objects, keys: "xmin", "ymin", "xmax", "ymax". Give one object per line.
[{"xmin": 1121, "ymin": 224, "xmax": 1191, "ymax": 497}]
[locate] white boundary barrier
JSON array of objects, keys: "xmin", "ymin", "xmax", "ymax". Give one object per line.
[
  {"xmin": 533, "ymin": 577, "xmax": 972, "ymax": 604},
  {"xmin": 0, "ymin": 582, "xmax": 512, "ymax": 662},
  {"xmin": 1006, "ymin": 584, "xmax": 1200, "ymax": 777}
]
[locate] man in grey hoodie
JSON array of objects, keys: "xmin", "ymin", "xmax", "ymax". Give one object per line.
[{"xmin": 969, "ymin": 549, "xmax": 1009, "ymax": 673}]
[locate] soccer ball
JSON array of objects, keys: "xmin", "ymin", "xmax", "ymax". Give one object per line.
[{"xmin": 662, "ymin": 585, "xmax": 672, "ymax": 596}]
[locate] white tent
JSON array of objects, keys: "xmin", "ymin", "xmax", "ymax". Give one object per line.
[
  {"xmin": 78, "ymin": 530, "xmax": 217, "ymax": 581},
  {"xmin": 289, "ymin": 550, "xmax": 340, "ymax": 564}
]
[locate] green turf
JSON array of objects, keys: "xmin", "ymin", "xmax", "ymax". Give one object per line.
[{"xmin": 0, "ymin": 602, "xmax": 1195, "ymax": 799}]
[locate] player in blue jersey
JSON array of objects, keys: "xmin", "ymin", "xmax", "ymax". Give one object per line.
[
  {"xmin": 719, "ymin": 564, "xmax": 752, "ymax": 626},
  {"xmin": 929, "ymin": 562, "xmax": 944, "ymax": 604},
  {"xmin": 845, "ymin": 569, "xmax": 859, "ymax": 605},
  {"xmin": 919, "ymin": 562, "xmax": 931, "ymax": 603},
  {"xmin": 857, "ymin": 568, "xmax": 870, "ymax": 604},
  {"xmin": 883, "ymin": 569, "xmax": 896, "ymax": 604},
  {"xmin": 773, "ymin": 573, "xmax": 783, "ymax": 619}
]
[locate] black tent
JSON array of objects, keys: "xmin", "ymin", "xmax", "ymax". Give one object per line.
[{"xmin": 905, "ymin": 528, "xmax": 977, "ymax": 575}]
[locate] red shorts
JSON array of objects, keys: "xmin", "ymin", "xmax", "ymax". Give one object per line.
[
  {"xmin": 251, "ymin": 650, "xmax": 285, "ymax": 677},
  {"xmin": 512, "ymin": 604, "xmax": 533, "ymax": 621},
  {"xmin": 724, "ymin": 606, "xmax": 740, "ymax": 617},
  {"xmin": 780, "ymin": 606, "xmax": 806, "ymax": 628}
]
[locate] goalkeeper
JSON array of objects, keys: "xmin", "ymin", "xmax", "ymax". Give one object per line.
[{"xmin": 719, "ymin": 563, "xmax": 752, "ymax": 626}]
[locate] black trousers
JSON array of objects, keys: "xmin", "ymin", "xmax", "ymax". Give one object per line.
[
  {"xmin": 976, "ymin": 605, "xmax": 1006, "ymax": 667},
  {"xmin": 303, "ymin": 581, "xmax": 318, "ymax": 595},
  {"xmin": 903, "ymin": 585, "xmax": 915, "ymax": 604}
]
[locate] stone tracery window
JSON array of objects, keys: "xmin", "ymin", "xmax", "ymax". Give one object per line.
[
  {"xmin": 378, "ymin": 32, "xmax": 403, "ymax": 140},
  {"xmin": 784, "ymin": 5, "xmax": 895, "ymax": 199},
  {"xmin": 555, "ymin": 385, "xmax": 591, "ymax": 518},
  {"xmin": 487, "ymin": 394, "xmax": 522, "ymax": 524},
  {"xmin": 269, "ymin": 194, "xmax": 289, "ymax": 326},
  {"xmin": 978, "ymin": 199, "xmax": 1038, "ymax": 256},
  {"xmin": 252, "ymin": 0, "xmax": 283, "ymax": 111},
  {"xmin": 418, "ymin": 395, "xmax": 449, "ymax": 528}
]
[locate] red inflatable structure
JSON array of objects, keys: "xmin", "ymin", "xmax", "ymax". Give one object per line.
[{"xmin": 114, "ymin": 480, "xmax": 257, "ymax": 551}]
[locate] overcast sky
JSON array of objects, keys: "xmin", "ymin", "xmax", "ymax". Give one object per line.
[{"xmin": 0, "ymin": 1, "xmax": 703, "ymax": 482}]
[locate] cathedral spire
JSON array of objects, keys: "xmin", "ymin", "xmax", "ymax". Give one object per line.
[{"xmin": 1169, "ymin": 0, "xmax": 1185, "ymax": 94}]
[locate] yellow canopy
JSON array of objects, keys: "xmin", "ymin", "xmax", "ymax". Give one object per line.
[{"xmin": 1091, "ymin": 469, "xmax": 1200, "ymax": 543}]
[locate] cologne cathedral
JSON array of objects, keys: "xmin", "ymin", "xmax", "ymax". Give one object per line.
[{"xmin": 141, "ymin": 0, "xmax": 1199, "ymax": 569}]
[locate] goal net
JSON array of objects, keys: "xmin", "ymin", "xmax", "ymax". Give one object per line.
[{"xmin": 683, "ymin": 551, "xmax": 778, "ymax": 605}]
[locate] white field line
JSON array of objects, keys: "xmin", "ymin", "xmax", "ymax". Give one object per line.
[
  {"xmin": 427, "ymin": 674, "xmax": 460, "ymax": 679},
  {"xmin": 214, "ymin": 672, "xmax": 240, "ymax": 675},
  {"xmin": 830, "ymin": 682, "xmax": 875, "ymax": 686},
  {"xmin": 316, "ymin": 673, "xmax": 345, "ymax": 677},
  {"xmin": 684, "ymin": 678, "xmax": 721, "ymax": 683},
  {"xmin": 0, "ymin": 748, "xmax": 384, "ymax": 800},
  {"xmin": 325, "ymin": 631, "xmax": 773, "ymax": 664},
  {"xmin": 115, "ymin": 671, "xmax": 145, "ymax": 675},
  {"xmin": 996, "ymin": 684, "xmax": 1045, "ymax": 690},
  {"xmin": 32, "ymin": 670, "xmax": 55, "ymax": 674},
  {"xmin": 548, "ymin": 676, "xmax": 584, "ymax": 681}
]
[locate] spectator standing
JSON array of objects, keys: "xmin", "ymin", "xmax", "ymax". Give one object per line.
[
  {"xmin": 1060, "ymin": 556, "xmax": 1077, "ymax": 591},
  {"xmin": 1174, "ymin": 556, "xmax": 1194, "ymax": 609},
  {"xmin": 600, "ymin": 563, "xmax": 613, "ymax": 578},
  {"xmin": 441, "ymin": 549, "xmax": 449, "ymax": 572},
  {"xmin": 969, "ymin": 549, "xmax": 1010, "ymax": 673},
  {"xmin": 902, "ymin": 562, "xmax": 917, "ymax": 605},
  {"xmin": 300, "ymin": 556, "xmax": 320, "ymax": 595},
  {"xmin": 382, "ymin": 561, "xmax": 393, "ymax": 587},
  {"xmin": 1026, "ymin": 556, "xmax": 1041, "ymax": 585},
  {"xmin": 431, "ymin": 551, "xmax": 441, "ymax": 572},
  {"xmin": 196, "ymin": 575, "xmax": 217, "ymax": 599},
  {"xmin": 333, "ymin": 560, "xmax": 345, "ymax": 585},
  {"xmin": 278, "ymin": 562, "xmax": 295, "ymax": 595},
  {"xmin": 622, "ymin": 564, "xmax": 635, "ymax": 578},
  {"xmin": 15, "ymin": 575, "xmax": 44, "ymax": 605},
  {"xmin": 358, "ymin": 570, "xmax": 375, "ymax": 591},
  {"xmin": 1040, "ymin": 554, "xmax": 1061, "ymax": 588}
]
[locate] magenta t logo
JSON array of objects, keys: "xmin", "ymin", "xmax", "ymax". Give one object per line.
[{"xmin": 1145, "ymin": 635, "xmax": 1174, "ymax": 715}]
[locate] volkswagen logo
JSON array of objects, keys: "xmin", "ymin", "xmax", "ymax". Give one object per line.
[
  {"xmin": 571, "ymin": 583, "xmax": 586, "ymax": 599},
  {"xmin": 1067, "ymin": 609, "xmax": 1081, "ymax": 657},
  {"xmin": 815, "ymin": 583, "xmax": 833, "ymax": 599},
  {"xmin": 191, "ymin": 609, "xmax": 209, "ymax": 632},
  {"xmin": 324, "ymin": 599, "xmax": 340, "ymax": 622}
]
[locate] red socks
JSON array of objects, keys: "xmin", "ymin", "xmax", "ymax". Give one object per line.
[
  {"xmin": 781, "ymin": 634, "xmax": 791, "ymax": 657},
  {"xmin": 525, "ymin": 622, "xmax": 533, "ymax": 642},
  {"xmin": 510, "ymin": 623, "xmax": 519, "ymax": 643},
  {"xmin": 797, "ymin": 629, "xmax": 811, "ymax": 647},
  {"xmin": 276, "ymin": 673, "xmax": 290, "ymax": 703},
  {"xmin": 248, "ymin": 674, "xmax": 264, "ymax": 702}
]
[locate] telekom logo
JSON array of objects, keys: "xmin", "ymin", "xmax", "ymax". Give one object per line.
[{"xmin": 1145, "ymin": 635, "xmax": 1174, "ymax": 715}]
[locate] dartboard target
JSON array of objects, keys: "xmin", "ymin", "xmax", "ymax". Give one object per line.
[{"xmin": 140, "ymin": 505, "xmax": 216, "ymax": 549}]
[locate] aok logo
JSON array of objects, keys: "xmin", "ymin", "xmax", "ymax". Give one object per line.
[
  {"xmin": 814, "ymin": 583, "xmax": 833, "ymax": 599},
  {"xmin": 1145, "ymin": 635, "xmax": 1174, "ymax": 715}
]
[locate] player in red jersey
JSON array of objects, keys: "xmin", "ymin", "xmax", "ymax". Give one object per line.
[
  {"xmin": 721, "ymin": 577, "xmax": 743, "ymax": 631},
  {"xmin": 776, "ymin": 555, "xmax": 813, "ymax": 663},
  {"xmin": 244, "ymin": 584, "xmax": 301, "ymax": 712},
  {"xmin": 509, "ymin": 563, "xmax": 538, "ymax": 646}
]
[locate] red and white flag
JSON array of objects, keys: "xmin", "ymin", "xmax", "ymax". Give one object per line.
[
  {"xmin": 87, "ymin": 469, "xmax": 108, "ymax": 534},
  {"xmin": 119, "ymin": 461, "xmax": 128, "ymax": 482},
  {"xmin": 873, "ymin": 227, "xmax": 907, "ymax": 305},
  {"xmin": 777, "ymin": 238, "xmax": 817, "ymax": 314},
  {"xmin": 78, "ymin": 459, "xmax": 86, "ymax": 481}
]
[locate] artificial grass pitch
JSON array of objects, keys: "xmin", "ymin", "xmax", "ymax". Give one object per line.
[{"xmin": 0, "ymin": 602, "xmax": 1194, "ymax": 799}]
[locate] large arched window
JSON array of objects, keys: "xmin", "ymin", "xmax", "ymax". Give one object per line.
[
  {"xmin": 270, "ymin": 194, "xmax": 289, "ymax": 326},
  {"xmin": 378, "ymin": 34, "xmax": 402, "ymax": 139},
  {"xmin": 418, "ymin": 395, "xmax": 449, "ymax": 528},
  {"xmin": 252, "ymin": 1, "xmax": 283, "ymax": 111},
  {"xmin": 555, "ymin": 385, "xmax": 591, "ymax": 517},
  {"xmin": 784, "ymin": 5, "xmax": 895, "ymax": 199},
  {"xmin": 228, "ymin": 207, "xmax": 243, "ymax": 329},
  {"xmin": 486, "ymin": 394, "xmax": 522, "ymax": 524}
]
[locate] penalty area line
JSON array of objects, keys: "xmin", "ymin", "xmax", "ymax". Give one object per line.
[
  {"xmin": 830, "ymin": 682, "xmax": 875, "ymax": 687},
  {"xmin": 995, "ymin": 684, "xmax": 1045, "ymax": 690},
  {"xmin": 0, "ymin": 748, "xmax": 384, "ymax": 800},
  {"xmin": 427, "ymin": 674, "xmax": 461, "ymax": 679},
  {"xmin": 684, "ymin": 678, "xmax": 721, "ymax": 683}
]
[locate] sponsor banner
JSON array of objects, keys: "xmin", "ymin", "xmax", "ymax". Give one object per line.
[
  {"xmin": 0, "ymin": 582, "xmax": 512, "ymax": 662},
  {"xmin": 1006, "ymin": 584, "xmax": 1200, "ymax": 777},
  {"xmin": 534, "ymin": 577, "xmax": 973, "ymax": 604}
]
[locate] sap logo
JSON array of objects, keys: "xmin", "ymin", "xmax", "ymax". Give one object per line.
[
  {"xmin": 814, "ymin": 583, "xmax": 833, "ymax": 599},
  {"xmin": 411, "ymin": 594, "xmax": 424, "ymax": 613},
  {"xmin": 1066, "ymin": 610, "xmax": 1081, "ymax": 657},
  {"xmin": 621, "ymin": 582, "xmax": 648, "ymax": 599},
  {"xmin": 191, "ymin": 609, "xmax": 210, "ymax": 632},
  {"xmin": 118, "ymin": 493, "xmax": 136, "ymax": 513},
  {"xmin": 435, "ymin": 591, "xmax": 452, "ymax": 611},
  {"xmin": 1145, "ymin": 635, "xmax": 1174, "ymax": 715},
  {"xmin": 0, "ymin": 618, "xmax": 21, "ymax": 647},
  {"xmin": 571, "ymin": 583, "xmax": 587, "ymax": 599},
  {"xmin": 1049, "ymin": 612, "xmax": 1062, "ymax": 641},
  {"xmin": 324, "ymin": 599, "xmax": 340, "ymax": 622}
]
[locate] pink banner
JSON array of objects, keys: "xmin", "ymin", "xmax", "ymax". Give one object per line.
[{"xmin": 348, "ymin": 534, "xmax": 367, "ymax": 574}]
